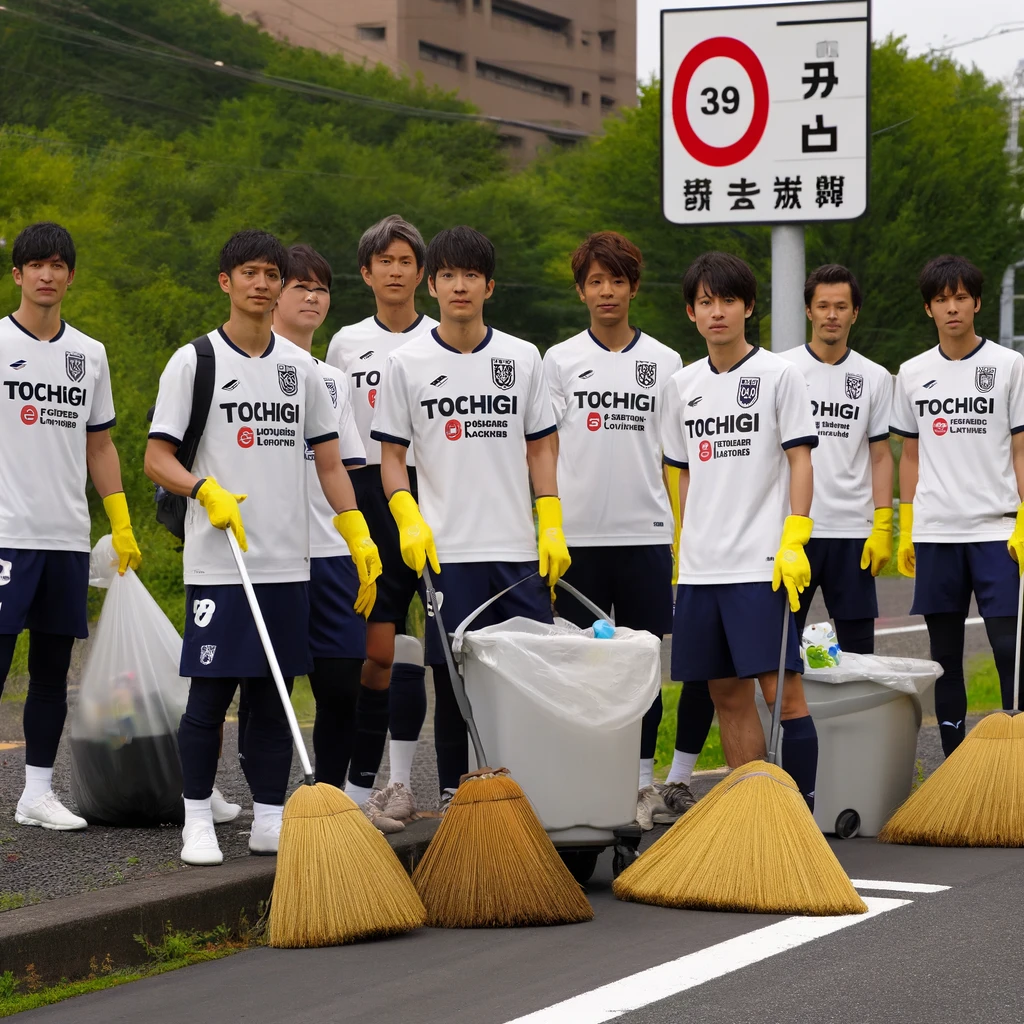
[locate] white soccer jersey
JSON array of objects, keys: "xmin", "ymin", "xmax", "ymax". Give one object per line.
[
  {"xmin": 660, "ymin": 346, "xmax": 818, "ymax": 584},
  {"xmin": 890, "ymin": 338, "xmax": 1024, "ymax": 542},
  {"xmin": 370, "ymin": 326, "xmax": 556, "ymax": 564},
  {"xmin": 325, "ymin": 313, "xmax": 438, "ymax": 467},
  {"xmin": 0, "ymin": 315, "xmax": 116, "ymax": 552},
  {"xmin": 150, "ymin": 329, "xmax": 338, "ymax": 585},
  {"xmin": 544, "ymin": 328, "xmax": 682, "ymax": 546},
  {"xmin": 780, "ymin": 345, "xmax": 893, "ymax": 538}
]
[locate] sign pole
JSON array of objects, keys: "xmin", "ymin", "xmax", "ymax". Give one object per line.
[{"xmin": 770, "ymin": 225, "xmax": 806, "ymax": 352}]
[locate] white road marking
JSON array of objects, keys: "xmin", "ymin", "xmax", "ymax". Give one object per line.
[
  {"xmin": 875, "ymin": 617, "xmax": 982, "ymax": 637},
  {"xmin": 849, "ymin": 879, "xmax": 950, "ymax": 893},
  {"xmin": 503, "ymin": 896, "xmax": 910, "ymax": 1024}
]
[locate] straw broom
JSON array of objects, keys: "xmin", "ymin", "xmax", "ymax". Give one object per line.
[
  {"xmin": 411, "ymin": 568, "xmax": 593, "ymax": 928},
  {"xmin": 226, "ymin": 533, "xmax": 426, "ymax": 947},
  {"xmin": 613, "ymin": 603, "xmax": 866, "ymax": 916}
]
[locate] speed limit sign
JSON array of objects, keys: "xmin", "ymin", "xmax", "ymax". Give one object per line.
[{"xmin": 662, "ymin": 0, "xmax": 869, "ymax": 225}]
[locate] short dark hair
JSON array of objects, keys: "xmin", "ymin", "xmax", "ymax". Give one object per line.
[
  {"xmin": 357, "ymin": 215, "xmax": 427, "ymax": 271},
  {"xmin": 284, "ymin": 244, "xmax": 332, "ymax": 291},
  {"xmin": 571, "ymin": 232, "xmax": 643, "ymax": 290},
  {"xmin": 219, "ymin": 229, "xmax": 288, "ymax": 277},
  {"xmin": 425, "ymin": 226, "xmax": 495, "ymax": 282},
  {"xmin": 919, "ymin": 255, "xmax": 983, "ymax": 303},
  {"xmin": 682, "ymin": 251, "xmax": 757, "ymax": 308},
  {"xmin": 12, "ymin": 222, "xmax": 76, "ymax": 271},
  {"xmin": 804, "ymin": 263, "xmax": 862, "ymax": 309}
]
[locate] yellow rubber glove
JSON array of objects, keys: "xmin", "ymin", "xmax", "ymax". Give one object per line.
[
  {"xmin": 897, "ymin": 501, "xmax": 915, "ymax": 578},
  {"xmin": 1008, "ymin": 503, "xmax": 1024, "ymax": 576},
  {"xmin": 333, "ymin": 510, "xmax": 382, "ymax": 618},
  {"xmin": 388, "ymin": 490, "xmax": 440, "ymax": 574},
  {"xmin": 536, "ymin": 496, "xmax": 571, "ymax": 587},
  {"xmin": 860, "ymin": 506, "xmax": 894, "ymax": 577},
  {"xmin": 195, "ymin": 477, "xmax": 247, "ymax": 552},
  {"xmin": 102, "ymin": 491, "xmax": 142, "ymax": 575},
  {"xmin": 665, "ymin": 465, "xmax": 682, "ymax": 586},
  {"xmin": 772, "ymin": 514, "xmax": 813, "ymax": 613}
]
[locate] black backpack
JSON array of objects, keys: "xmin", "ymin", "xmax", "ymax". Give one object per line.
[{"xmin": 151, "ymin": 335, "xmax": 216, "ymax": 540}]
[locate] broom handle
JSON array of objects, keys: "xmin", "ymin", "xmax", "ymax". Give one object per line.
[
  {"xmin": 767, "ymin": 596, "xmax": 790, "ymax": 765},
  {"xmin": 1014, "ymin": 569, "xmax": 1023, "ymax": 712},
  {"xmin": 227, "ymin": 531, "xmax": 315, "ymax": 784},
  {"xmin": 422, "ymin": 566, "xmax": 489, "ymax": 769}
]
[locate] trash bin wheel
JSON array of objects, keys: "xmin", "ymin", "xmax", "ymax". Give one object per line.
[
  {"xmin": 559, "ymin": 849, "xmax": 600, "ymax": 884},
  {"xmin": 612, "ymin": 842, "xmax": 639, "ymax": 878},
  {"xmin": 834, "ymin": 809, "xmax": 860, "ymax": 839}
]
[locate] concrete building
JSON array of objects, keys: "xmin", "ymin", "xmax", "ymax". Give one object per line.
[{"xmin": 221, "ymin": 0, "xmax": 636, "ymax": 159}]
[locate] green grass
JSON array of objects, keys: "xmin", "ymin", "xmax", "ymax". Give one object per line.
[
  {"xmin": 966, "ymin": 654, "xmax": 1003, "ymax": 713},
  {"xmin": 654, "ymin": 683, "xmax": 725, "ymax": 781}
]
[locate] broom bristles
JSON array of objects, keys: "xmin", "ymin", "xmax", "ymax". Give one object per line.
[
  {"xmin": 412, "ymin": 771, "xmax": 594, "ymax": 928},
  {"xmin": 614, "ymin": 760, "xmax": 867, "ymax": 916},
  {"xmin": 878, "ymin": 712, "xmax": 1024, "ymax": 847},
  {"xmin": 268, "ymin": 783, "xmax": 426, "ymax": 948}
]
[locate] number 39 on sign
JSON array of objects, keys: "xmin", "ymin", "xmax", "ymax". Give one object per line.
[{"xmin": 661, "ymin": 0, "xmax": 869, "ymax": 226}]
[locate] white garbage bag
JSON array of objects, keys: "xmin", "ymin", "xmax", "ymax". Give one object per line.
[{"xmin": 803, "ymin": 651, "xmax": 942, "ymax": 697}]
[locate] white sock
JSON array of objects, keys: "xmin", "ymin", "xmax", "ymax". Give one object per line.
[
  {"xmin": 345, "ymin": 781, "xmax": 374, "ymax": 806},
  {"xmin": 183, "ymin": 796, "xmax": 214, "ymax": 828},
  {"xmin": 638, "ymin": 758, "xmax": 654, "ymax": 789},
  {"xmin": 388, "ymin": 739, "xmax": 418, "ymax": 789},
  {"xmin": 21, "ymin": 764, "xmax": 54, "ymax": 804},
  {"xmin": 666, "ymin": 750, "xmax": 700, "ymax": 786},
  {"xmin": 252, "ymin": 801, "xmax": 283, "ymax": 832}
]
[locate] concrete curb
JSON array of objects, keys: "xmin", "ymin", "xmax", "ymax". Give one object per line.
[{"xmin": 0, "ymin": 818, "xmax": 439, "ymax": 983}]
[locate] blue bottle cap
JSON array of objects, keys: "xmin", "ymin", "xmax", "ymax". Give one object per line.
[{"xmin": 593, "ymin": 619, "xmax": 615, "ymax": 639}]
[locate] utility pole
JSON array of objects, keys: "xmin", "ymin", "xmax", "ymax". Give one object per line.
[
  {"xmin": 771, "ymin": 226, "xmax": 806, "ymax": 352},
  {"xmin": 999, "ymin": 59, "xmax": 1024, "ymax": 350}
]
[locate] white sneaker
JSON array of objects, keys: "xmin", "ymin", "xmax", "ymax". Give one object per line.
[
  {"xmin": 15, "ymin": 790, "xmax": 87, "ymax": 831},
  {"xmin": 211, "ymin": 787, "xmax": 241, "ymax": 824},
  {"xmin": 635, "ymin": 785, "xmax": 675, "ymax": 831},
  {"xmin": 249, "ymin": 816, "xmax": 282, "ymax": 855},
  {"xmin": 180, "ymin": 819, "xmax": 223, "ymax": 865}
]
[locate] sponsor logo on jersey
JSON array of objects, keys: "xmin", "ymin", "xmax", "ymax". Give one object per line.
[
  {"xmin": 0, "ymin": 558, "xmax": 11, "ymax": 586},
  {"xmin": 635, "ymin": 361, "xmax": 657, "ymax": 389},
  {"xmin": 923, "ymin": 380, "xmax": 938, "ymax": 389},
  {"xmin": 844, "ymin": 373, "xmax": 864, "ymax": 400},
  {"xmin": 65, "ymin": 351, "xmax": 86, "ymax": 383},
  {"xmin": 237, "ymin": 426, "xmax": 255, "ymax": 448},
  {"xmin": 914, "ymin": 396, "xmax": 994, "ymax": 417},
  {"xmin": 420, "ymin": 394, "xmax": 518, "ymax": 418},
  {"xmin": 699, "ymin": 439, "xmax": 712, "ymax": 462},
  {"xmin": 325, "ymin": 378, "xmax": 338, "ymax": 407},
  {"xmin": 491, "ymin": 357, "xmax": 515, "ymax": 391},
  {"xmin": 737, "ymin": 377, "xmax": 760, "ymax": 408},
  {"xmin": 687, "ymin": 396, "xmax": 703, "ymax": 407},
  {"xmin": 277, "ymin": 364, "xmax": 298, "ymax": 397},
  {"xmin": 9, "ymin": 360, "xmax": 25, "ymax": 370},
  {"xmin": 222, "ymin": 379, "xmax": 240, "ymax": 391},
  {"xmin": 368, "ymin": 388, "xmax": 377, "ymax": 407},
  {"xmin": 933, "ymin": 417, "xmax": 948, "ymax": 436},
  {"xmin": 579, "ymin": 369, "xmax": 595, "ymax": 379},
  {"xmin": 199, "ymin": 644, "xmax": 217, "ymax": 665},
  {"xmin": 193, "ymin": 598, "xmax": 216, "ymax": 627},
  {"xmin": 976, "ymin": 366, "xmax": 996, "ymax": 393},
  {"xmin": 445, "ymin": 419, "xmax": 462, "ymax": 441},
  {"xmin": 359, "ymin": 350, "xmax": 374, "ymax": 360},
  {"xmin": 572, "ymin": 391, "xmax": 656, "ymax": 412},
  {"xmin": 350, "ymin": 370, "xmax": 379, "ymax": 389},
  {"xmin": 20, "ymin": 405, "xmax": 38, "ymax": 425},
  {"xmin": 587, "ymin": 411, "xmax": 601, "ymax": 431},
  {"xmin": 430, "ymin": 375, "xmax": 449, "ymax": 387}
]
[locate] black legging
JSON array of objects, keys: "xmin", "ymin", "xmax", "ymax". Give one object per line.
[
  {"xmin": 307, "ymin": 657, "xmax": 363, "ymax": 788},
  {"xmin": 675, "ymin": 680, "xmax": 717, "ymax": 756},
  {"xmin": 431, "ymin": 661, "xmax": 467, "ymax": 792}
]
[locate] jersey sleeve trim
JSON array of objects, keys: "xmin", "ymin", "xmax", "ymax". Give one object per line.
[
  {"xmin": 86, "ymin": 417, "xmax": 116, "ymax": 432},
  {"xmin": 525, "ymin": 424, "xmax": 557, "ymax": 441},
  {"xmin": 1012, "ymin": 425, "xmax": 1024, "ymax": 436},
  {"xmin": 663, "ymin": 454, "xmax": 688, "ymax": 469},
  {"xmin": 306, "ymin": 431, "xmax": 339, "ymax": 446},
  {"xmin": 868, "ymin": 431, "xmax": 890, "ymax": 443},
  {"xmin": 889, "ymin": 424, "xmax": 918, "ymax": 439},
  {"xmin": 342, "ymin": 456, "xmax": 367, "ymax": 467},
  {"xmin": 781, "ymin": 434, "xmax": 819, "ymax": 451},
  {"xmin": 148, "ymin": 430, "xmax": 182, "ymax": 446},
  {"xmin": 370, "ymin": 429, "xmax": 411, "ymax": 448}
]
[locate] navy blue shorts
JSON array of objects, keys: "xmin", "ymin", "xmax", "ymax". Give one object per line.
[
  {"xmin": 182, "ymin": 582, "xmax": 311, "ymax": 678},
  {"xmin": 801, "ymin": 538, "xmax": 878, "ymax": 621},
  {"xmin": 672, "ymin": 582, "xmax": 802, "ymax": 681},
  {"xmin": 351, "ymin": 465, "xmax": 421, "ymax": 628},
  {"xmin": 424, "ymin": 561, "xmax": 553, "ymax": 666},
  {"xmin": 555, "ymin": 544, "xmax": 673, "ymax": 636},
  {"xmin": 911, "ymin": 541, "xmax": 1019, "ymax": 618},
  {"xmin": 0, "ymin": 548, "xmax": 89, "ymax": 638},
  {"xmin": 309, "ymin": 556, "xmax": 366, "ymax": 660}
]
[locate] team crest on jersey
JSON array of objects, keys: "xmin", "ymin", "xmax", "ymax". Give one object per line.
[
  {"xmin": 635, "ymin": 360, "xmax": 657, "ymax": 389},
  {"xmin": 737, "ymin": 376, "xmax": 760, "ymax": 408},
  {"xmin": 277, "ymin": 363, "xmax": 298, "ymax": 397},
  {"xmin": 199, "ymin": 645, "xmax": 217, "ymax": 666},
  {"xmin": 845, "ymin": 373, "xmax": 864, "ymax": 400},
  {"xmin": 491, "ymin": 357, "xmax": 515, "ymax": 391},
  {"xmin": 65, "ymin": 351, "xmax": 85, "ymax": 383},
  {"xmin": 976, "ymin": 366, "xmax": 997, "ymax": 393},
  {"xmin": 325, "ymin": 378, "xmax": 338, "ymax": 407}
]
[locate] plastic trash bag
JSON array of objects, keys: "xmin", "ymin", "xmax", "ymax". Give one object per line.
[
  {"xmin": 802, "ymin": 651, "xmax": 942, "ymax": 697},
  {"xmin": 70, "ymin": 535, "xmax": 188, "ymax": 826}
]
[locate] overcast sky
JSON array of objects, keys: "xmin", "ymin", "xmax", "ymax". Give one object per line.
[{"xmin": 637, "ymin": 0, "xmax": 1024, "ymax": 87}]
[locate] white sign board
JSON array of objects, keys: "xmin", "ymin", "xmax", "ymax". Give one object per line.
[{"xmin": 661, "ymin": 0, "xmax": 869, "ymax": 225}]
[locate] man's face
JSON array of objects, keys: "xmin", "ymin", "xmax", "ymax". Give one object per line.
[
  {"xmin": 275, "ymin": 276, "xmax": 330, "ymax": 336},
  {"xmin": 686, "ymin": 284, "xmax": 752, "ymax": 348},
  {"xmin": 361, "ymin": 240, "xmax": 423, "ymax": 306},
  {"xmin": 925, "ymin": 281, "xmax": 980, "ymax": 339},
  {"xmin": 219, "ymin": 260, "xmax": 283, "ymax": 315},
  {"xmin": 577, "ymin": 259, "xmax": 638, "ymax": 328},
  {"xmin": 806, "ymin": 282, "xmax": 858, "ymax": 346},
  {"xmin": 12, "ymin": 254, "xmax": 74, "ymax": 308},
  {"xmin": 428, "ymin": 266, "xmax": 494, "ymax": 323}
]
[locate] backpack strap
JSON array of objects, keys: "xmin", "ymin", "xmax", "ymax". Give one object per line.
[{"xmin": 175, "ymin": 334, "xmax": 216, "ymax": 472}]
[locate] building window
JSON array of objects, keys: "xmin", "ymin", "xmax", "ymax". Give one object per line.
[
  {"xmin": 491, "ymin": 0, "xmax": 570, "ymax": 41},
  {"xmin": 599, "ymin": 30, "xmax": 616, "ymax": 53},
  {"xmin": 600, "ymin": 95, "xmax": 616, "ymax": 112},
  {"xmin": 581, "ymin": 90, "xmax": 591, "ymax": 106},
  {"xmin": 476, "ymin": 61, "xmax": 571, "ymax": 102},
  {"xmin": 419, "ymin": 41, "xmax": 466, "ymax": 70},
  {"xmin": 357, "ymin": 25, "xmax": 386, "ymax": 42},
  {"xmin": 600, "ymin": 74, "xmax": 615, "ymax": 84}
]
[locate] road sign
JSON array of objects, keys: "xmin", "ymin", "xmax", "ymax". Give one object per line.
[{"xmin": 661, "ymin": 0, "xmax": 869, "ymax": 225}]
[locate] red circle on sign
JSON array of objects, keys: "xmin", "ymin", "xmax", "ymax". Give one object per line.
[
  {"xmin": 933, "ymin": 418, "xmax": 948, "ymax": 437},
  {"xmin": 445, "ymin": 419, "xmax": 462, "ymax": 441},
  {"xmin": 587, "ymin": 411, "xmax": 602, "ymax": 432},
  {"xmin": 20, "ymin": 405, "xmax": 38, "ymax": 425},
  {"xmin": 237, "ymin": 426, "xmax": 255, "ymax": 448},
  {"xmin": 699, "ymin": 439, "xmax": 713, "ymax": 462},
  {"xmin": 672, "ymin": 36, "xmax": 770, "ymax": 167},
  {"xmin": 368, "ymin": 388, "xmax": 377, "ymax": 408}
]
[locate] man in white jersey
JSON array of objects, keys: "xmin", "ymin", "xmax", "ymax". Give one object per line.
[
  {"xmin": 661, "ymin": 252, "xmax": 821, "ymax": 808},
  {"xmin": 0, "ymin": 221, "xmax": 142, "ymax": 831},
  {"xmin": 780, "ymin": 264, "xmax": 894, "ymax": 652},
  {"xmin": 146, "ymin": 230, "xmax": 381, "ymax": 865},
  {"xmin": 372, "ymin": 225, "xmax": 570, "ymax": 808},
  {"xmin": 891, "ymin": 254, "xmax": 1024, "ymax": 757},
  {"xmin": 543, "ymin": 230, "xmax": 715, "ymax": 828},
  {"xmin": 326, "ymin": 216, "xmax": 437, "ymax": 812}
]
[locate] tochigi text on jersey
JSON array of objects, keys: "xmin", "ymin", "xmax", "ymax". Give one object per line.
[{"xmin": 219, "ymin": 400, "xmax": 301, "ymax": 447}]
